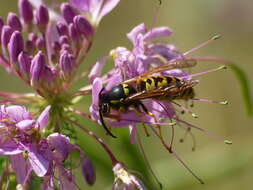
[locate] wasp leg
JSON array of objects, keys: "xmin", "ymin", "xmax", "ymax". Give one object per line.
[
  {"xmin": 138, "ymin": 102, "xmax": 166, "ymax": 141},
  {"xmin": 131, "ymin": 108, "xmax": 151, "ymax": 137}
]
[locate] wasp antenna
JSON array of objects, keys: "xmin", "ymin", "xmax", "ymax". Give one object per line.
[
  {"xmin": 183, "ymin": 34, "xmax": 222, "ymax": 56},
  {"xmin": 192, "ymin": 98, "xmax": 229, "ymax": 105},
  {"xmin": 137, "ymin": 133, "xmax": 163, "ymax": 189},
  {"xmin": 98, "ymin": 110, "xmax": 117, "ymax": 138}
]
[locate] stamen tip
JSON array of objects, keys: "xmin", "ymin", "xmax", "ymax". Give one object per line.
[
  {"xmin": 169, "ymin": 122, "xmax": 177, "ymax": 126},
  {"xmin": 220, "ymin": 100, "xmax": 229, "ymax": 105},
  {"xmin": 224, "ymin": 140, "xmax": 232, "ymax": 145},
  {"xmin": 212, "ymin": 34, "xmax": 221, "ymax": 40},
  {"xmin": 192, "ymin": 113, "xmax": 198, "ymax": 118},
  {"xmin": 218, "ymin": 65, "xmax": 227, "ymax": 70}
]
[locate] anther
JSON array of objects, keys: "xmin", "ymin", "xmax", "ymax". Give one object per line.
[
  {"xmin": 224, "ymin": 140, "xmax": 232, "ymax": 145},
  {"xmin": 211, "ymin": 34, "xmax": 222, "ymax": 40}
]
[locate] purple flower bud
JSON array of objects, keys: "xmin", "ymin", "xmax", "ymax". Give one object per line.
[
  {"xmin": 59, "ymin": 35, "xmax": 69, "ymax": 45},
  {"xmin": 73, "ymin": 15, "xmax": 94, "ymax": 37},
  {"xmin": 7, "ymin": 13, "xmax": 22, "ymax": 32},
  {"xmin": 60, "ymin": 50, "xmax": 75, "ymax": 79},
  {"xmin": 8, "ymin": 31, "xmax": 24, "ymax": 63},
  {"xmin": 18, "ymin": 0, "xmax": 34, "ymax": 24},
  {"xmin": 61, "ymin": 3, "xmax": 77, "ymax": 24},
  {"xmin": 30, "ymin": 51, "xmax": 46, "ymax": 87},
  {"xmin": 1, "ymin": 25, "xmax": 13, "ymax": 48},
  {"xmin": 18, "ymin": 51, "xmax": 31, "ymax": 79},
  {"xmin": 0, "ymin": 17, "xmax": 4, "ymax": 42},
  {"xmin": 56, "ymin": 21, "xmax": 69, "ymax": 36},
  {"xmin": 69, "ymin": 23, "xmax": 79, "ymax": 41},
  {"xmin": 82, "ymin": 158, "xmax": 96, "ymax": 186},
  {"xmin": 35, "ymin": 4, "xmax": 49, "ymax": 31}
]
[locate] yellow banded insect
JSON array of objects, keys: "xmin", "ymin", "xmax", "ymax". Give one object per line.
[{"xmin": 98, "ymin": 59, "xmax": 198, "ymax": 138}]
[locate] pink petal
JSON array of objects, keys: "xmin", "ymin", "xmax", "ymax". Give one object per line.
[
  {"xmin": 127, "ymin": 23, "xmax": 147, "ymax": 43},
  {"xmin": 36, "ymin": 105, "xmax": 51, "ymax": 131},
  {"xmin": 143, "ymin": 27, "xmax": 172, "ymax": 41}
]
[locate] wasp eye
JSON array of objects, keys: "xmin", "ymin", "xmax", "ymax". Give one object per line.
[{"xmin": 101, "ymin": 103, "xmax": 110, "ymax": 114}]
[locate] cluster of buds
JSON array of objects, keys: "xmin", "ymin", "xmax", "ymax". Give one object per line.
[{"xmin": 0, "ymin": 0, "xmax": 119, "ymax": 99}]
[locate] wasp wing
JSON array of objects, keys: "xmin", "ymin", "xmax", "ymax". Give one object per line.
[{"xmin": 123, "ymin": 58, "xmax": 197, "ymax": 84}]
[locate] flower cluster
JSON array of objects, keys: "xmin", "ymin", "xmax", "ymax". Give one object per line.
[
  {"xmin": 0, "ymin": 0, "xmax": 238, "ymax": 189},
  {"xmin": 0, "ymin": 105, "xmax": 95, "ymax": 189}
]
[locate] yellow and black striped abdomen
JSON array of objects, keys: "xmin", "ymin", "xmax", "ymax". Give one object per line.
[{"xmin": 137, "ymin": 76, "xmax": 179, "ymax": 92}]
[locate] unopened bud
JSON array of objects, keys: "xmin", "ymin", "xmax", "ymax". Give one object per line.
[
  {"xmin": 8, "ymin": 31, "xmax": 24, "ymax": 63},
  {"xmin": 61, "ymin": 3, "xmax": 76, "ymax": 24},
  {"xmin": 7, "ymin": 13, "xmax": 22, "ymax": 31},
  {"xmin": 18, "ymin": 0, "xmax": 34, "ymax": 24},
  {"xmin": 1, "ymin": 25, "xmax": 13, "ymax": 48},
  {"xmin": 74, "ymin": 15, "xmax": 94, "ymax": 37},
  {"xmin": 18, "ymin": 51, "xmax": 31, "ymax": 80},
  {"xmin": 35, "ymin": 4, "xmax": 49, "ymax": 32},
  {"xmin": 30, "ymin": 51, "xmax": 46, "ymax": 87}
]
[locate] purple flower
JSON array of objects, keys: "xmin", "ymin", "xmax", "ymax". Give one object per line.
[
  {"xmin": 70, "ymin": 0, "xmax": 120, "ymax": 25},
  {"xmin": 0, "ymin": 105, "xmax": 51, "ymax": 181}
]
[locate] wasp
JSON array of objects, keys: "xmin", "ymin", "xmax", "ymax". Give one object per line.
[{"xmin": 98, "ymin": 59, "xmax": 198, "ymax": 138}]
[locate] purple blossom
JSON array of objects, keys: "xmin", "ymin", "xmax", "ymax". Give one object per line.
[
  {"xmin": 70, "ymin": 0, "xmax": 121, "ymax": 25},
  {"xmin": 7, "ymin": 12, "xmax": 22, "ymax": 31}
]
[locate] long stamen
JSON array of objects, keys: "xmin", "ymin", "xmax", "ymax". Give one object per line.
[
  {"xmin": 186, "ymin": 65, "xmax": 227, "ymax": 78},
  {"xmin": 183, "ymin": 35, "xmax": 221, "ymax": 56},
  {"xmin": 192, "ymin": 98, "xmax": 228, "ymax": 105},
  {"xmin": 176, "ymin": 118, "xmax": 232, "ymax": 145},
  {"xmin": 150, "ymin": 124, "xmax": 204, "ymax": 184},
  {"xmin": 171, "ymin": 101, "xmax": 198, "ymax": 118},
  {"xmin": 137, "ymin": 132, "xmax": 163, "ymax": 189}
]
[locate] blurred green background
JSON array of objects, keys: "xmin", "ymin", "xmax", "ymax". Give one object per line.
[{"xmin": 0, "ymin": 0, "xmax": 253, "ymax": 189}]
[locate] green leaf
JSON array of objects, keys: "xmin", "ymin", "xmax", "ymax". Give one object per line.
[{"xmin": 228, "ymin": 64, "xmax": 252, "ymax": 115}]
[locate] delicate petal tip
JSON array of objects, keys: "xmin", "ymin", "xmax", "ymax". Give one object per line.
[
  {"xmin": 143, "ymin": 26, "xmax": 173, "ymax": 41},
  {"xmin": 97, "ymin": 0, "xmax": 121, "ymax": 23},
  {"xmin": 127, "ymin": 23, "xmax": 147, "ymax": 43},
  {"xmin": 36, "ymin": 105, "xmax": 51, "ymax": 130},
  {"xmin": 92, "ymin": 77, "xmax": 103, "ymax": 106},
  {"xmin": 88, "ymin": 56, "xmax": 108, "ymax": 83}
]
